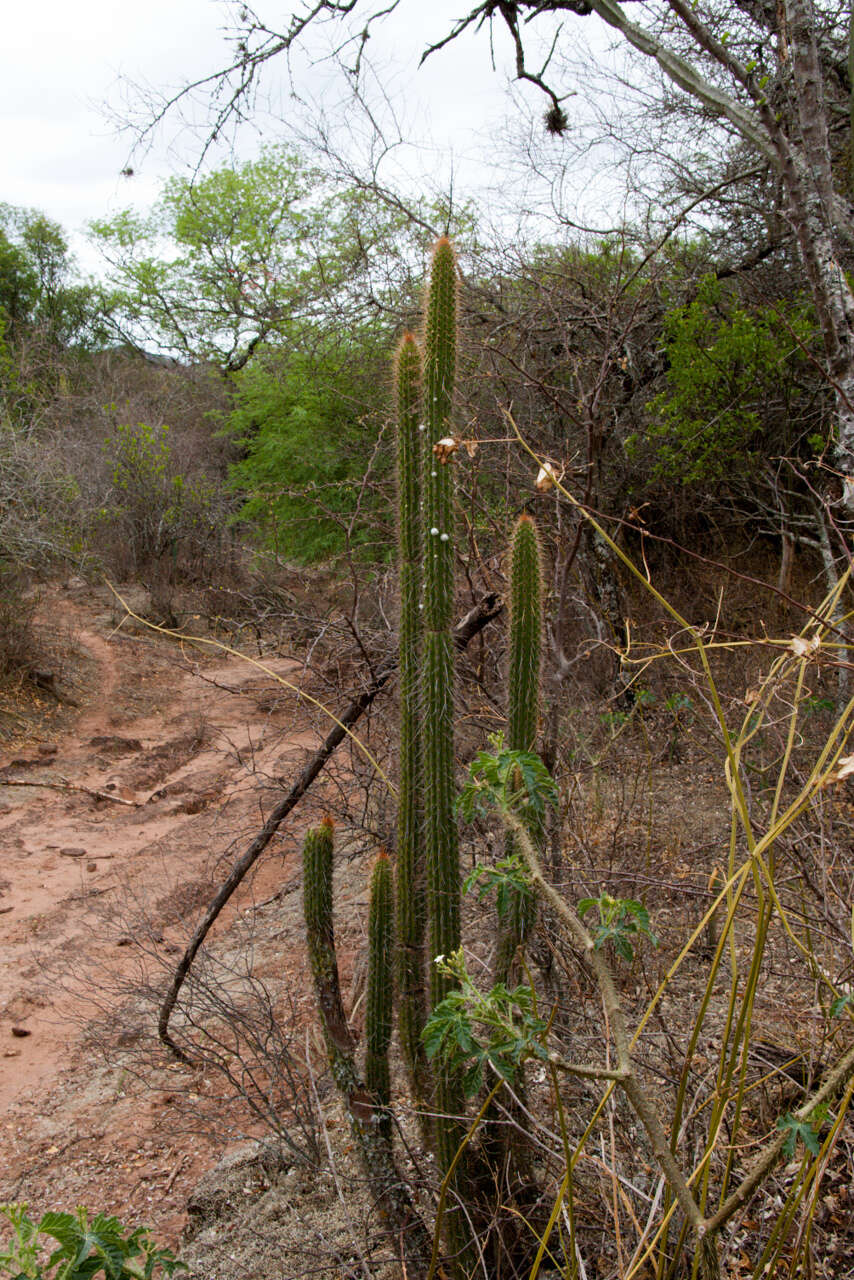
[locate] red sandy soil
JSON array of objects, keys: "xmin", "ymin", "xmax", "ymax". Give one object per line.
[{"xmin": 0, "ymin": 581, "xmax": 321, "ymax": 1246}]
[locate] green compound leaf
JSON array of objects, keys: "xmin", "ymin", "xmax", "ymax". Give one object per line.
[{"xmin": 777, "ymin": 1112, "xmax": 822, "ymax": 1159}]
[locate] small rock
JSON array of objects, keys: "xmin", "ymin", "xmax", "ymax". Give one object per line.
[
  {"xmin": 116, "ymin": 936, "xmax": 133, "ymax": 947},
  {"xmin": 59, "ymin": 848, "xmax": 87, "ymax": 858},
  {"xmin": 37, "ymin": 744, "xmax": 58, "ymax": 758},
  {"xmin": 11, "ymin": 1026, "xmax": 31, "ymax": 1037},
  {"xmin": 86, "ymin": 862, "xmax": 98, "ymax": 872}
]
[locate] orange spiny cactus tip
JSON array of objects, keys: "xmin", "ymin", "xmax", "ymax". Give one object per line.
[
  {"xmin": 375, "ymin": 848, "xmax": 390, "ymax": 863},
  {"xmin": 320, "ymin": 815, "xmax": 335, "ymax": 831},
  {"xmin": 517, "ymin": 513, "xmax": 535, "ymax": 526}
]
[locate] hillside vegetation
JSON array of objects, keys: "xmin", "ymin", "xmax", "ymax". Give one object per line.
[{"xmin": 1, "ymin": 98, "xmax": 853, "ymax": 1279}]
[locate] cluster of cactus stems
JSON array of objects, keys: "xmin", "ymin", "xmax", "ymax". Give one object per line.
[
  {"xmin": 302, "ymin": 239, "xmax": 544, "ymax": 1275},
  {"xmin": 302, "ymin": 822, "xmax": 430, "ymax": 1268}
]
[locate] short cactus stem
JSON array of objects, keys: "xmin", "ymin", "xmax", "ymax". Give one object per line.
[
  {"xmin": 508, "ymin": 514, "xmax": 542, "ymax": 756},
  {"xmin": 497, "ymin": 514, "xmax": 543, "ymax": 981},
  {"xmin": 366, "ymin": 851, "xmax": 394, "ymax": 1136}
]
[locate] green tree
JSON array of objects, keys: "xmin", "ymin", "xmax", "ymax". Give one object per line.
[
  {"xmin": 0, "ymin": 205, "xmax": 96, "ymax": 349},
  {"xmin": 225, "ymin": 321, "xmax": 390, "ymax": 562},
  {"xmin": 90, "ymin": 149, "xmax": 415, "ymax": 374},
  {"xmin": 639, "ymin": 275, "xmax": 819, "ymax": 485}
]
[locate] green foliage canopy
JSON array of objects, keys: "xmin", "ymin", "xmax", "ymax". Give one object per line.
[
  {"xmin": 636, "ymin": 275, "xmax": 819, "ymax": 485},
  {"xmin": 226, "ymin": 322, "xmax": 389, "ymax": 563},
  {"xmin": 90, "ymin": 150, "xmax": 415, "ymax": 374}
]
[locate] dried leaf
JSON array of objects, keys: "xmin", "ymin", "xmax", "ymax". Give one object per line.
[
  {"xmin": 789, "ymin": 633, "xmax": 821, "ymax": 658},
  {"xmin": 535, "ymin": 462, "xmax": 559, "ymax": 492},
  {"xmin": 433, "ymin": 436, "xmax": 460, "ymax": 463},
  {"xmin": 824, "ymin": 755, "xmax": 854, "ymax": 786}
]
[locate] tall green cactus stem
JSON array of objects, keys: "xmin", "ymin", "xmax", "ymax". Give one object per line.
[
  {"xmin": 394, "ymin": 332, "xmax": 428, "ymax": 1097},
  {"xmin": 423, "ymin": 238, "xmax": 460, "ymax": 1010},
  {"xmin": 302, "ymin": 818, "xmax": 355, "ymax": 1100},
  {"xmin": 422, "ymin": 239, "xmax": 472, "ymax": 1269},
  {"xmin": 365, "ymin": 850, "xmax": 393, "ymax": 1140},
  {"xmin": 496, "ymin": 513, "xmax": 543, "ymax": 981}
]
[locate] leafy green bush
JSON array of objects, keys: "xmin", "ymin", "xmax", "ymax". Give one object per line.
[
  {"xmin": 0, "ymin": 1205, "xmax": 184, "ymax": 1280},
  {"xmin": 633, "ymin": 275, "xmax": 818, "ymax": 484},
  {"xmin": 99, "ymin": 419, "xmax": 222, "ymax": 576},
  {"xmin": 226, "ymin": 327, "xmax": 389, "ymax": 564}
]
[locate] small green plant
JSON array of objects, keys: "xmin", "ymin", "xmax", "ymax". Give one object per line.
[
  {"xmin": 600, "ymin": 707, "xmax": 629, "ymax": 734},
  {"xmin": 664, "ymin": 691, "xmax": 695, "ymax": 729},
  {"xmin": 803, "ymin": 694, "xmax": 834, "ymax": 717},
  {"xmin": 576, "ymin": 893, "xmax": 659, "ymax": 962},
  {"xmin": 464, "ymin": 854, "xmax": 530, "ymax": 920},
  {"xmin": 456, "ymin": 732, "xmax": 558, "ymax": 825},
  {"xmin": 776, "ymin": 1109, "xmax": 826, "ymax": 1159},
  {"xmin": 0, "ymin": 1205, "xmax": 185, "ymax": 1280},
  {"xmin": 422, "ymin": 950, "xmax": 549, "ymax": 1097}
]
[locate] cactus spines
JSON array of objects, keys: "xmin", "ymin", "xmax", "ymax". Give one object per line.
[
  {"xmin": 394, "ymin": 332, "xmax": 428, "ymax": 1093},
  {"xmin": 424, "ymin": 237, "xmax": 458, "ymax": 636},
  {"xmin": 302, "ymin": 818, "xmax": 356, "ymax": 1095},
  {"xmin": 497, "ymin": 514, "xmax": 543, "ymax": 981},
  {"xmin": 366, "ymin": 850, "xmax": 394, "ymax": 1130},
  {"xmin": 508, "ymin": 514, "xmax": 542, "ymax": 755},
  {"xmin": 423, "ymin": 238, "xmax": 461, "ymax": 1014}
]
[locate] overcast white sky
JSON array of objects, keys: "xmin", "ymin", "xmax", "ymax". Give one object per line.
[{"xmin": 2, "ymin": 2, "xmax": 565, "ymax": 270}]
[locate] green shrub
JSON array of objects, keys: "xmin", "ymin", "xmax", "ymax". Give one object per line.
[
  {"xmin": 225, "ymin": 327, "xmax": 389, "ymax": 564},
  {"xmin": 0, "ymin": 1204, "xmax": 184, "ymax": 1280}
]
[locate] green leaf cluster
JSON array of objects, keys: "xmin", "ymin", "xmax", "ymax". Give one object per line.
[
  {"xmin": 464, "ymin": 855, "xmax": 531, "ymax": 921},
  {"xmin": 636, "ymin": 275, "xmax": 818, "ymax": 484},
  {"xmin": 421, "ymin": 951, "xmax": 548, "ymax": 1097},
  {"xmin": 456, "ymin": 732, "xmax": 558, "ymax": 825},
  {"xmin": 0, "ymin": 1205, "xmax": 185, "ymax": 1280},
  {"xmin": 775, "ymin": 1111, "xmax": 825, "ymax": 1160},
  {"xmin": 577, "ymin": 894, "xmax": 659, "ymax": 963}
]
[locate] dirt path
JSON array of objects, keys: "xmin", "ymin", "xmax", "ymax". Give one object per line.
[{"xmin": 0, "ymin": 582, "xmax": 323, "ymax": 1243}]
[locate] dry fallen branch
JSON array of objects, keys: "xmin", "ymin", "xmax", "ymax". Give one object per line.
[{"xmin": 0, "ymin": 773, "xmax": 138, "ymax": 807}]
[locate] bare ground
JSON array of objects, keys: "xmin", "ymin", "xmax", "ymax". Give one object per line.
[{"xmin": 0, "ymin": 579, "xmax": 331, "ymax": 1250}]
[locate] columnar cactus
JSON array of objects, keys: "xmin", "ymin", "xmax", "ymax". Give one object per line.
[
  {"xmin": 423, "ymin": 237, "xmax": 461, "ymax": 1011},
  {"xmin": 421, "ymin": 240, "xmax": 472, "ymax": 1267},
  {"xmin": 365, "ymin": 850, "xmax": 393, "ymax": 1137},
  {"xmin": 302, "ymin": 817, "xmax": 357, "ymax": 1099},
  {"xmin": 394, "ymin": 331, "xmax": 428, "ymax": 1097},
  {"xmin": 303, "ymin": 240, "xmax": 513, "ymax": 1278},
  {"xmin": 497, "ymin": 513, "xmax": 543, "ymax": 980}
]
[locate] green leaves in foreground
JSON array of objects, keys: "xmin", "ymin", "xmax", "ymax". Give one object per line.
[
  {"xmin": 457, "ymin": 733, "xmax": 557, "ymax": 825},
  {"xmin": 0, "ymin": 1204, "xmax": 185, "ymax": 1280},
  {"xmin": 577, "ymin": 894, "xmax": 659, "ymax": 963},
  {"xmin": 421, "ymin": 951, "xmax": 549, "ymax": 1097},
  {"xmin": 776, "ymin": 1109, "xmax": 827, "ymax": 1159}
]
